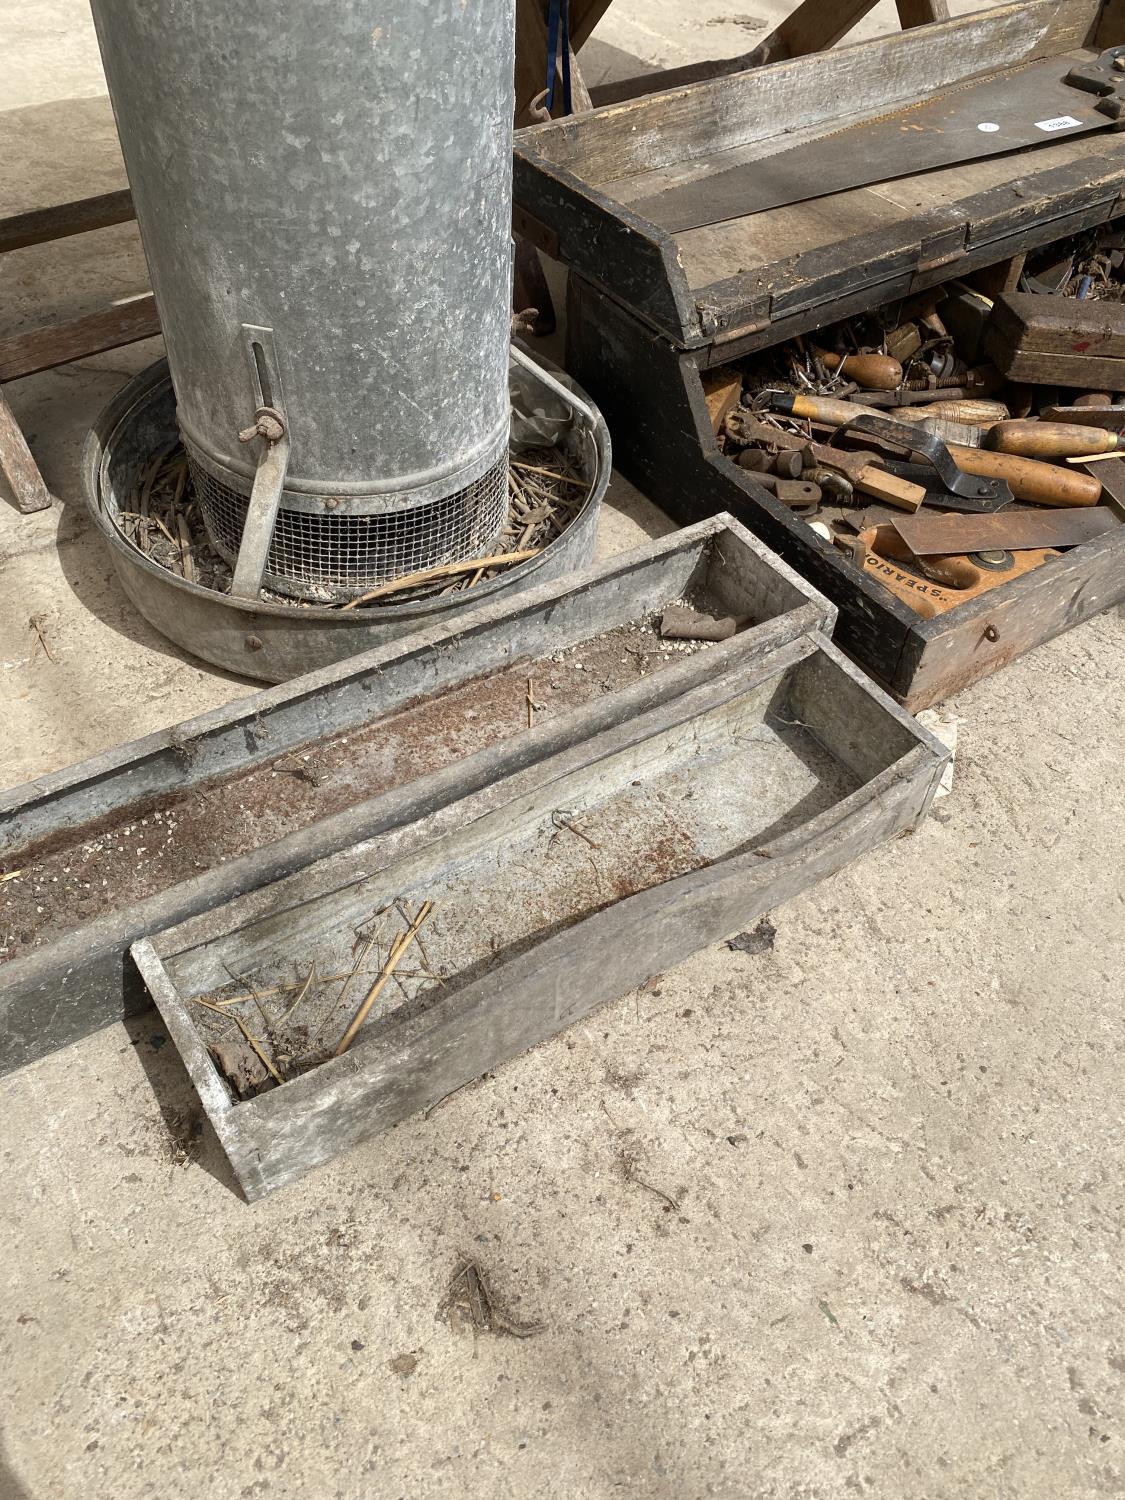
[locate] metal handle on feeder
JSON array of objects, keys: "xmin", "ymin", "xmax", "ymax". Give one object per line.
[
  {"xmin": 229, "ymin": 326, "xmax": 291, "ymax": 601},
  {"xmin": 230, "ymin": 405, "xmax": 291, "ymax": 600},
  {"xmin": 509, "ymin": 343, "xmax": 598, "ymax": 429}
]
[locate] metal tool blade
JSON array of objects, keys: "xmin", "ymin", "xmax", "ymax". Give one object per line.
[
  {"xmin": 880, "ymin": 462, "xmax": 1013, "ymax": 513},
  {"xmin": 827, "ymin": 415, "xmax": 1014, "ymax": 508},
  {"xmin": 1078, "ymin": 455, "xmax": 1125, "ymax": 519},
  {"xmin": 632, "ymin": 55, "xmax": 1123, "ymax": 233},
  {"xmin": 889, "ymin": 506, "xmax": 1118, "ymax": 555}
]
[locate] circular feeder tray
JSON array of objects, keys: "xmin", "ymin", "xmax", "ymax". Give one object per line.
[{"xmin": 83, "ymin": 353, "xmax": 609, "ymax": 682}]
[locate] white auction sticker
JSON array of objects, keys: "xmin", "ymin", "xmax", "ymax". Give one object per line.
[
  {"xmin": 977, "ymin": 122, "xmax": 1000, "ymax": 132},
  {"xmin": 1035, "ymin": 115, "xmax": 1082, "ymax": 131}
]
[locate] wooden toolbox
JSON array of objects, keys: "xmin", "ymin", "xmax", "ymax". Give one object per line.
[
  {"xmin": 513, "ymin": 0, "xmax": 1125, "ymax": 708},
  {"xmin": 983, "ymin": 289, "xmax": 1125, "ymax": 385}
]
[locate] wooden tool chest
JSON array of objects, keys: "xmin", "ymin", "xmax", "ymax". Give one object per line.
[{"xmin": 513, "ymin": 0, "xmax": 1125, "ymax": 707}]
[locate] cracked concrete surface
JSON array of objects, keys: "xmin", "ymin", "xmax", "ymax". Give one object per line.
[{"xmin": 1, "ymin": 3, "xmax": 1123, "ymax": 1497}]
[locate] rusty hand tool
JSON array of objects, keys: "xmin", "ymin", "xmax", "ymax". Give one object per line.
[
  {"xmin": 735, "ymin": 445, "xmax": 804, "ymax": 479},
  {"xmin": 727, "ymin": 413, "xmax": 871, "ymax": 477},
  {"xmin": 770, "ymin": 449, "xmax": 804, "ymax": 479},
  {"xmin": 764, "ymin": 399, "xmax": 925, "ymax": 511},
  {"xmin": 735, "ymin": 448, "xmax": 772, "ymax": 472},
  {"xmin": 889, "ymin": 506, "xmax": 1118, "ymax": 556},
  {"xmin": 750, "ymin": 474, "xmax": 822, "ymax": 507}
]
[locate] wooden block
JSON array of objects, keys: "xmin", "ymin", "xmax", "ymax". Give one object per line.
[
  {"xmin": 855, "ymin": 466, "xmax": 925, "ymax": 512},
  {"xmin": 969, "ymin": 252, "xmax": 1026, "ymax": 301},
  {"xmin": 885, "ymin": 323, "xmax": 922, "ymax": 362},
  {"xmin": 939, "ymin": 285, "xmax": 995, "ymax": 363},
  {"xmin": 983, "ymin": 292, "xmax": 1125, "ymax": 387},
  {"xmin": 702, "ymin": 368, "xmax": 742, "ymax": 435}
]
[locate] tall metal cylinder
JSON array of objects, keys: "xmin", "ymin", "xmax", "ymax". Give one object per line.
[{"xmin": 89, "ymin": 0, "xmax": 515, "ymax": 596}]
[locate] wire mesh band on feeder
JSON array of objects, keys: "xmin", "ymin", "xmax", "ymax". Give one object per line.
[{"xmin": 121, "ymin": 443, "xmax": 589, "ymax": 608}]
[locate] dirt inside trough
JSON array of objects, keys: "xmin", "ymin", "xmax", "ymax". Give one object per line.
[
  {"xmin": 185, "ymin": 700, "xmax": 857, "ymax": 1101},
  {"xmin": 1, "ymin": 612, "xmax": 715, "ymax": 963}
]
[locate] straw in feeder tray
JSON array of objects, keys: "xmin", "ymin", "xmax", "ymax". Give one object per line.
[{"xmin": 117, "ymin": 443, "xmax": 586, "ymax": 606}]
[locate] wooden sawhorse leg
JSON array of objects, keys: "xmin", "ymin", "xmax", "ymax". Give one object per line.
[{"xmin": 0, "ymin": 387, "xmax": 51, "ymax": 513}]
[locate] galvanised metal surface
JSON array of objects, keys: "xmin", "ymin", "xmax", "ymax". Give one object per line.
[
  {"xmin": 0, "ymin": 516, "xmax": 834, "ymax": 1077},
  {"xmin": 82, "ymin": 355, "xmax": 608, "ymax": 682},
  {"xmin": 88, "ymin": 0, "xmax": 516, "ymax": 574}
]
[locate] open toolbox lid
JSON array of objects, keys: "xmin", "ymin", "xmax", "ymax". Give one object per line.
[{"xmin": 513, "ymin": 0, "xmax": 1125, "ymax": 350}]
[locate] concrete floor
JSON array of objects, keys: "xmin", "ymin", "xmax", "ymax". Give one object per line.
[{"xmin": 2, "ymin": 4, "xmax": 1124, "ymax": 1498}]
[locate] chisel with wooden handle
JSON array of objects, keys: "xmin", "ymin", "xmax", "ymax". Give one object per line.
[
  {"xmin": 772, "ymin": 390, "xmax": 981, "ymax": 438},
  {"xmin": 770, "ymin": 393, "xmax": 1102, "ymax": 507},
  {"xmin": 946, "ymin": 445, "xmax": 1102, "ymax": 506},
  {"xmin": 984, "ymin": 420, "xmax": 1124, "ymax": 460},
  {"xmin": 772, "ymin": 393, "xmax": 874, "ymax": 427}
]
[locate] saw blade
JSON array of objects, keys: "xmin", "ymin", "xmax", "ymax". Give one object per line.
[{"xmin": 631, "ymin": 57, "xmax": 1117, "ymax": 233}]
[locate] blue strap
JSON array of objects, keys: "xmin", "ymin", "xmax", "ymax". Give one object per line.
[{"xmin": 545, "ymin": 0, "xmax": 573, "ymax": 116}]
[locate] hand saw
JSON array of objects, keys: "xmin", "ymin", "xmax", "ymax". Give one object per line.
[{"xmin": 631, "ymin": 47, "xmax": 1125, "ymax": 234}]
